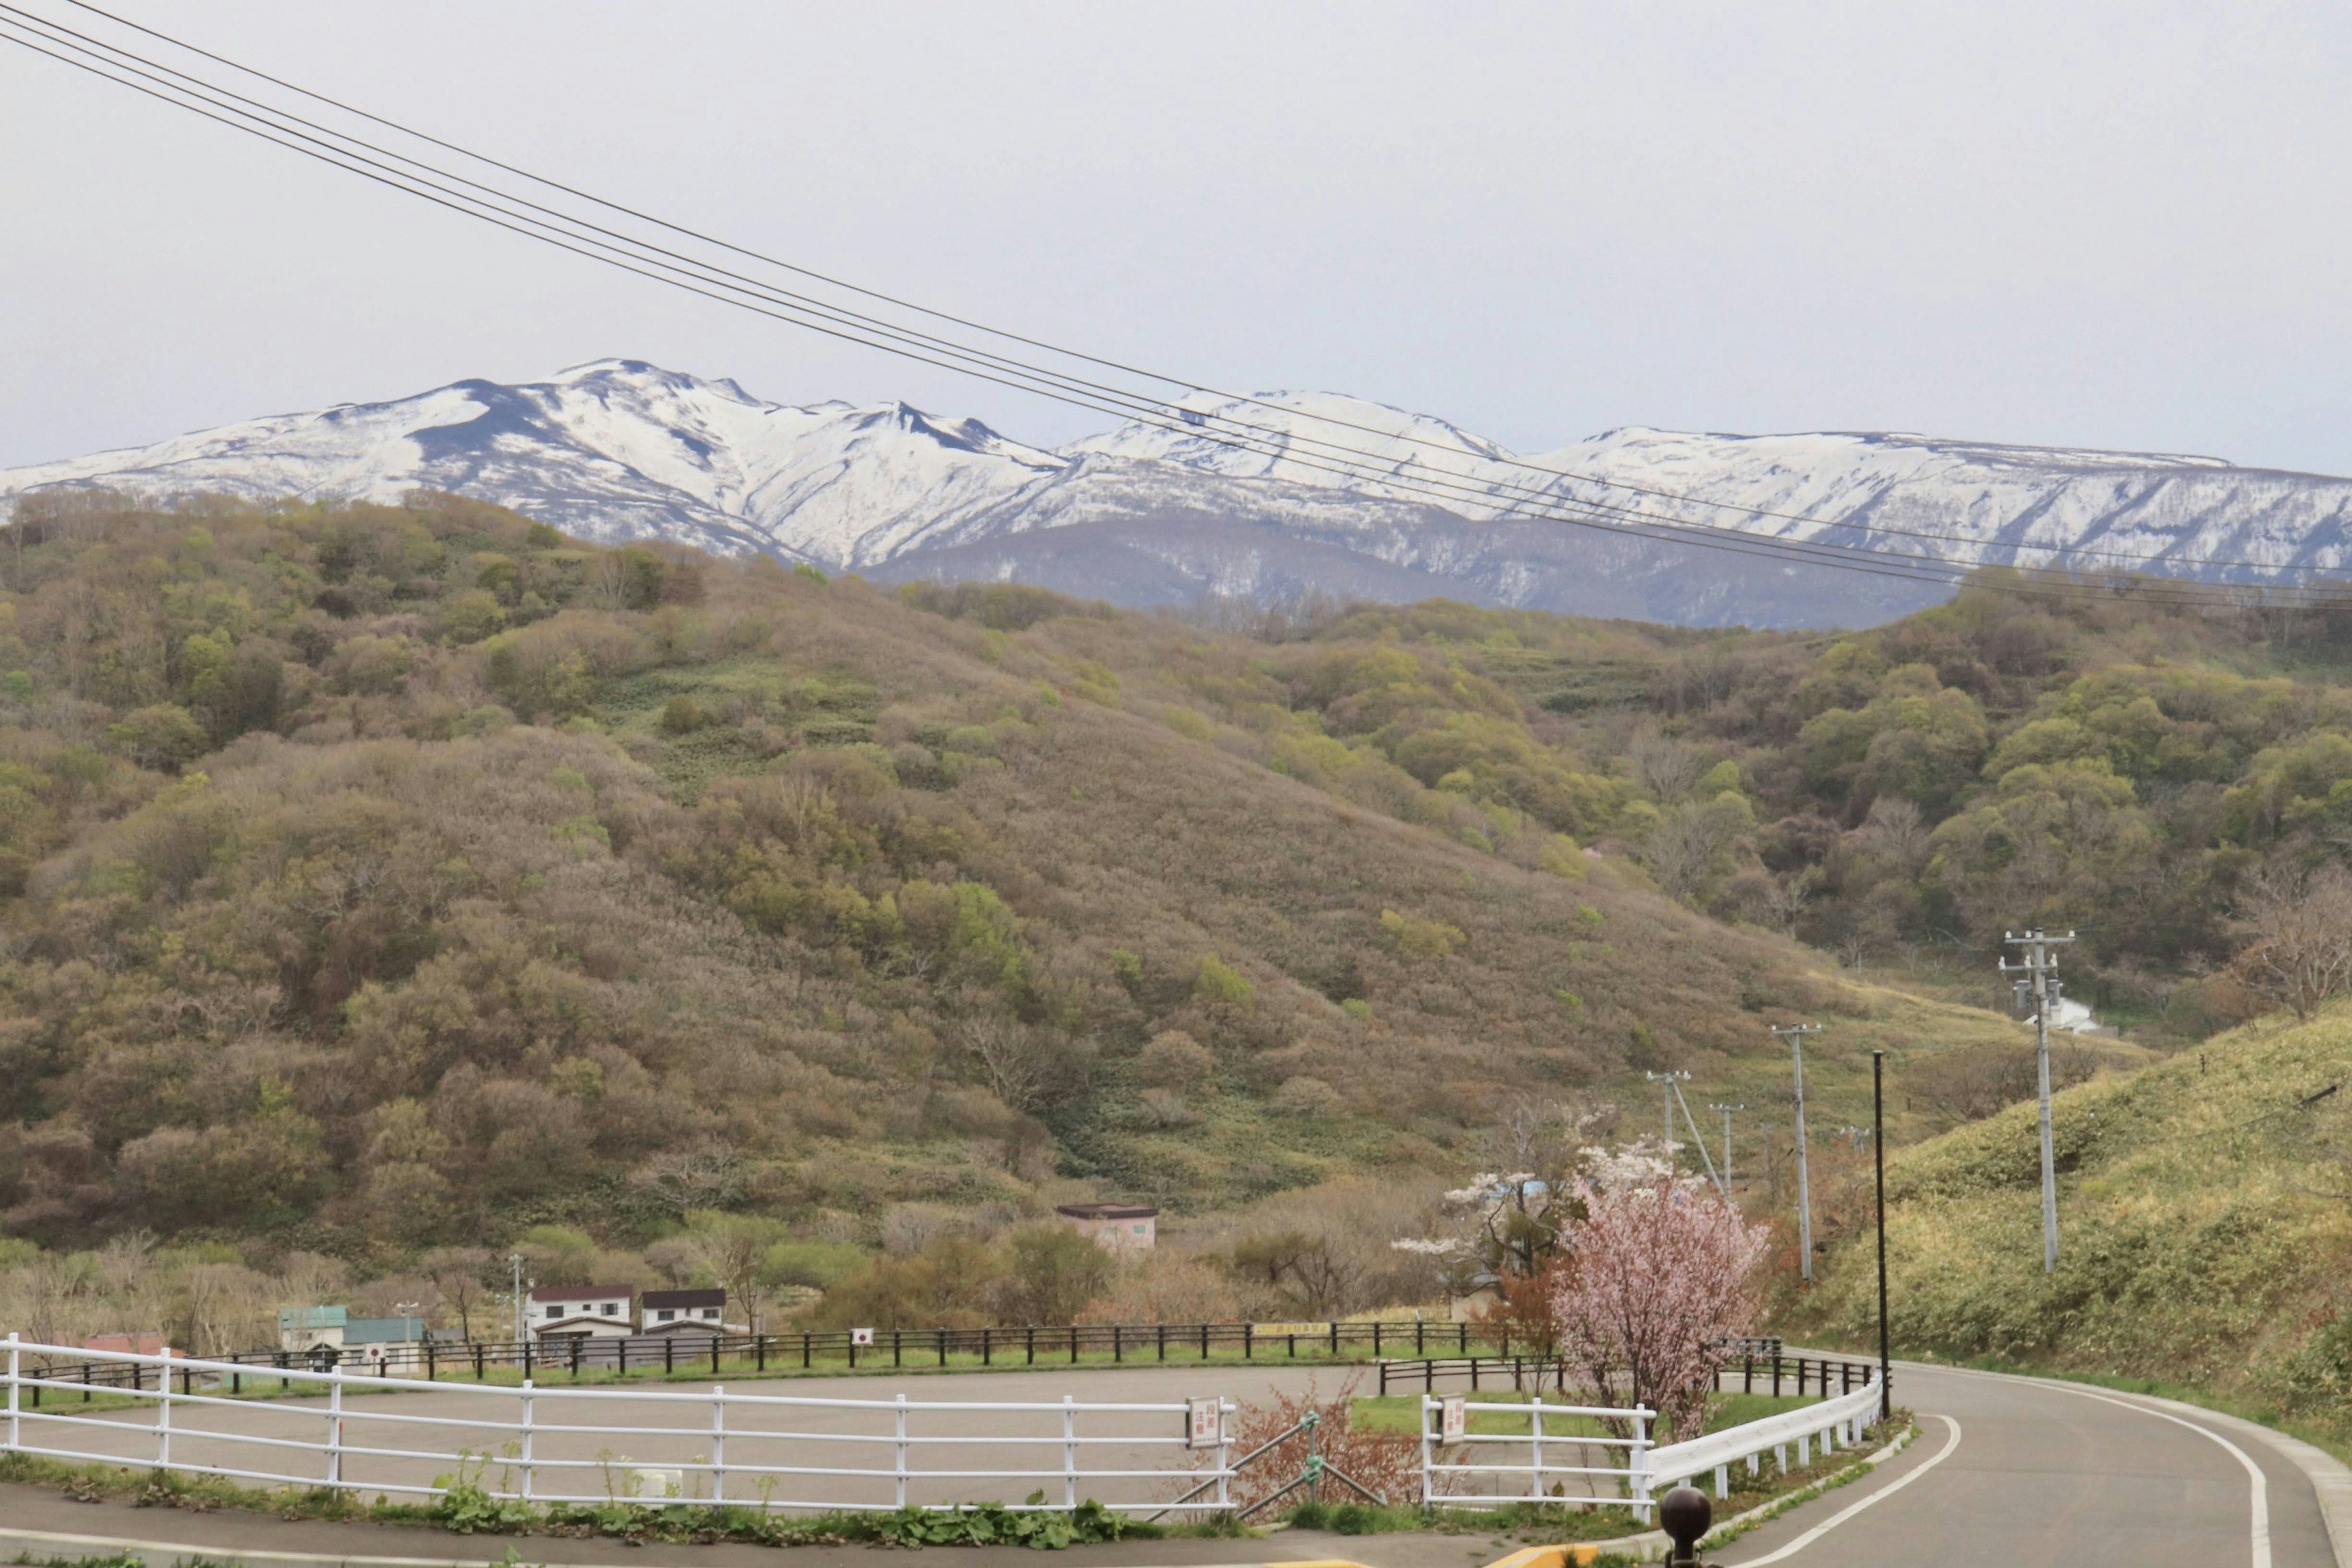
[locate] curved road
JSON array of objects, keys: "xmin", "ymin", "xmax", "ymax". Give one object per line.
[{"xmin": 1720, "ymin": 1362, "xmax": 2340, "ymax": 1568}]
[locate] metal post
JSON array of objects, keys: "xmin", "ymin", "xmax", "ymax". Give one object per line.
[
  {"xmin": 6, "ymin": 1333, "xmax": 18, "ymax": 1455},
  {"xmin": 1419, "ymin": 1396, "xmax": 1434, "ymax": 1507},
  {"xmin": 519, "ymin": 1378, "xmax": 535, "ymax": 1500},
  {"xmin": 894, "ymin": 1392, "xmax": 908, "ymax": 1508},
  {"xmin": 156, "ymin": 1346, "xmax": 172, "ymax": 1474},
  {"xmin": 1217, "ymin": 1399, "xmax": 1232, "ymax": 1516},
  {"xmin": 712, "ymin": 1385, "xmax": 726, "ymax": 1504},
  {"xmin": 1530, "ymin": 1393, "xmax": 1545, "ymax": 1499},
  {"xmin": 1874, "ymin": 1049, "xmax": 1893, "ymax": 1421},
  {"xmin": 325, "ymin": 1372, "xmax": 341, "ymax": 1488},
  {"xmin": 1773, "ymin": 1024, "xmax": 1821, "ymax": 1281},
  {"xmin": 1062, "ymin": 1394, "xmax": 1077, "ymax": 1510},
  {"xmin": 1629, "ymin": 1406, "xmax": 1653, "ymax": 1518},
  {"xmin": 2003, "ymin": 930, "xmax": 2074, "ymax": 1273}
]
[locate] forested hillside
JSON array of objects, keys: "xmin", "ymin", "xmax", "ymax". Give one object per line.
[{"xmin": 0, "ymin": 489, "xmax": 2013, "ymax": 1268}]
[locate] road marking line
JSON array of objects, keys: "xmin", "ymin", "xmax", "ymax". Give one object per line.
[
  {"xmin": 1725, "ymin": 1414, "xmax": 1961, "ymax": 1566},
  {"xmin": 2015, "ymin": 1382, "xmax": 2271, "ymax": 1568}
]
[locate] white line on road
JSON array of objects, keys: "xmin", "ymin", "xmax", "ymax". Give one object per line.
[
  {"xmin": 2019, "ymin": 1382, "xmax": 2272, "ymax": 1568},
  {"xmin": 1725, "ymin": 1413, "xmax": 1963, "ymax": 1566}
]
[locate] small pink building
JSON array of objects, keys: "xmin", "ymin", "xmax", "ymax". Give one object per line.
[{"xmin": 1055, "ymin": 1202, "xmax": 1158, "ymax": 1252}]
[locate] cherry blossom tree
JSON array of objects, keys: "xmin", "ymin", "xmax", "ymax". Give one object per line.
[{"xmin": 1547, "ymin": 1171, "xmax": 1770, "ymax": 1438}]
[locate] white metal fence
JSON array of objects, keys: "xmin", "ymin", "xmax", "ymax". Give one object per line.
[
  {"xmin": 1419, "ymin": 1393, "xmax": 1656, "ymax": 1512},
  {"xmin": 1419, "ymin": 1372, "xmax": 1887, "ymax": 1517},
  {"xmin": 1, "ymin": 1335, "xmax": 1883, "ymax": 1521},
  {"xmin": 1644, "ymin": 1377, "xmax": 1885, "ymax": 1502},
  {"xmin": 0, "ymin": 1336, "xmax": 1235, "ymax": 1513}
]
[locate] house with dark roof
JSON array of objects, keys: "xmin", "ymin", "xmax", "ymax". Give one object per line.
[
  {"xmin": 526, "ymin": 1284, "xmax": 635, "ymax": 1340},
  {"xmin": 639, "ymin": 1287, "xmax": 729, "ymax": 1333}
]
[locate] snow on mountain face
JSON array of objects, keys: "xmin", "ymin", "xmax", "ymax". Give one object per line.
[{"xmin": 9, "ymin": 360, "xmax": 2352, "ymax": 628}]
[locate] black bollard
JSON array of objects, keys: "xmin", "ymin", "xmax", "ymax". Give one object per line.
[{"xmin": 1660, "ymin": 1484, "xmax": 1713, "ymax": 1568}]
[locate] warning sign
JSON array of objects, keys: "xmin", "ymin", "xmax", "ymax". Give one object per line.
[
  {"xmin": 1440, "ymin": 1395, "xmax": 1467, "ymax": 1443},
  {"xmin": 1187, "ymin": 1396, "xmax": 1223, "ymax": 1449}
]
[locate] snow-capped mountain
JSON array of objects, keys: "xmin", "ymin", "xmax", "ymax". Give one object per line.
[{"xmin": 8, "ymin": 359, "xmax": 2352, "ymax": 628}]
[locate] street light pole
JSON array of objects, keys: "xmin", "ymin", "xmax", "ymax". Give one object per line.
[{"xmin": 1872, "ymin": 1049, "xmax": 1891, "ymax": 1423}]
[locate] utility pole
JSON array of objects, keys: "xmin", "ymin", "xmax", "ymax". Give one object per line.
[
  {"xmin": 2000, "ymin": 930, "xmax": 2075, "ymax": 1273},
  {"xmin": 1670, "ymin": 1079, "xmax": 1728, "ymax": 1198},
  {"xmin": 1709, "ymin": 1104, "xmax": 1743, "ymax": 1191},
  {"xmin": 507, "ymin": 1253, "xmax": 526, "ymax": 1344},
  {"xmin": 1646, "ymin": 1070, "xmax": 1691, "ymax": 1170},
  {"xmin": 1772, "ymin": 1025, "xmax": 1821, "ymax": 1282}
]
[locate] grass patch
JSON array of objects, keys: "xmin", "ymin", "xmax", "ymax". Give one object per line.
[{"xmin": 1351, "ymin": 1389, "xmax": 1819, "ymax": 1441}]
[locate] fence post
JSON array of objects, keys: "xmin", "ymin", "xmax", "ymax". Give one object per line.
[
  {"xmin": 895, "ymin": 1392, "xmax": 909, "ymax": 1508},
  {"xmin": 1419, "ymin": 1395, "xmax": 1433, "ymax": 1507},
  {"xmin": 1714, "ymin": 1462, "xmax": 1728, "ymax": 1500},
  {"xmin": 1200, "ymin": 1321, "xmax": 1210, "ymax": 1360},
  {"xmin": 1217, "ymin": 1399, "xmax": 1232, "ymax": 1515},
  {"xmin": 4, "ymin": 1333, "xmax": 17, "ymax": 1455},
  {"xmin": 712, "ymin": 1385, "xmax": 727, "ymax": 1504},
  {"xmin": 1069, "ymin": 1326, "xmax": 1079, "ymax": 1365},
  {"xmin": 1629, "ymin": 1406, "xmax": 1653, "ymax": 1518},
  {"xmin": 1027, "ymin": 1325, "xmax": 1036, "ymax": 1366},
  {"xmin": 1113, "ymin": 1325, "xmax": 1122, "ymax": 1363},
  {"xmin": 1772, "ymin": 1354, "xmax": 1782, "ymax": 1397},
  {"xmin": 1330, "ymin": 1320, "xmax": 1339, "ymax": 1357},
  {"xmin": 937, "ymin": 1329, "xmax": 948, "ymax": 1368},
  {"xmin": 984, "ymin": 1327, "xmax": 992, "ymax": 1368},
  {"xmin": 1157, "ymin": 1324, "xmax": 1166, "ymax": 1362},
  {"xmin": 325, "ymin": 1372, "xmax": 342, "ymax": 1489},
  {"xmin": 154, "ymin": 1347, "xmax": 173, "ymax": 1474},
  {"xmin": 1459, "ymin": 1322, "xmax": 1468, "ymax": 1354},
  {"xmin": 520, "ymin": 1379, "xmax": 535, "ymax": 1500},
  {"xmin": 803, "ymin": 1332, "xmax": 812, "ymax": 1370},
  {"xmin": 1061, "ymin": 1394, "xmax": 1077, "ymax": 1510},
  {"xmin": 1373, "ymin": 1320, "xmax": 1382, "ymax": 1358},
  {"xmin": 1743, "ymin": 1353, "xmax": 1752, "ymax": 1393},
  {"xmin": 1243, "ymin": 1322, "xmax": 1253, "ymax": 1361},
  {"xmin": 1530, "ymin": 1393, "xmax": 1544, "ymax": 1499}
]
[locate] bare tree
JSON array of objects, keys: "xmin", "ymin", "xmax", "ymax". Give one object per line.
[
  {"xmin": 1627, "ymin": 730, "xmax": 1705, "ymax": 803},
  {"xmin": 2233, "ymin": 864, "xmax": 2352, "ymax": 1021},
  {"xmin": 423, "ymin": 1248, "xmax": 495, "ymax": 1340},
  {"xmin": 960, "ymin": 1015, "xmax": 1088, "ymax": 1112}
]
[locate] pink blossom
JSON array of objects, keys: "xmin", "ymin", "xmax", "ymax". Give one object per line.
[{"xmin": 1547, "ymin": 1176, "xmax": 1770, "ymax": 1438}]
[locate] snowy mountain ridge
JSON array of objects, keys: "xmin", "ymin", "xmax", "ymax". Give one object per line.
[{"xmin": 7, "ymin": 358, "xmax": 2351, "ymax": 628}]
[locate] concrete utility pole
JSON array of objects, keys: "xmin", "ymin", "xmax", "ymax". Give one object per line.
[
  {"xmin": 2001, "ymin": 930, "xmax": 2075, "ymax": 1273},
  {"xmin": 1772, "ymin": 1024, "xmax": 1822, "ymax": 1282},
  {"xmin": 1646, "ymin": 1070, "xmax": 1691, "ymax": 1170},
  {"xmin": 1709, "ymin": 1104, "xmax": 1744, "ymax": 1190},
  {"xmin": 507, "ymin": 1253, "xmax": 526, "ymax": 1344}
]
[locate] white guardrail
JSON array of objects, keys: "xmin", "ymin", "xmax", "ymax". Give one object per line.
[
  {"xmin": 1420, "ymin": 1373, "xmax": 1885, "ymax": 1516},
  {"xmin": 0, "ymin": 1336, "xmax": 1237, "ymax": 1513}
]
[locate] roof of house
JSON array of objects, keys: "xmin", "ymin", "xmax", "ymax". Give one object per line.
[
  {"xmin": 529, "ymin": 1284, "xmax": 635, "ymax": 1304},
  {"xmin": 641, "ymin": 1287, "xmax": 726, "ymax": 1310},
  {"xmin": 83, "ymin": 1332, "xmax": 168, "ymax": 1355},
  {"xmin": 277, "ymin": 1305, "xmax": 347, "ymax": 1329},
  {"xmin": 1055, "ymin": 1202, "xmax": 1158, "ymax": 1221}
]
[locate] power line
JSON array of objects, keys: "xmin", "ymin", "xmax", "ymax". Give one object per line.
[
  {"xmin": 47, "ymin": 0, "xmax": 2343, "ymax": 583},
  {"xmin": 5, "ymin": 6, "xmax": 2350, "ymax": 606}
]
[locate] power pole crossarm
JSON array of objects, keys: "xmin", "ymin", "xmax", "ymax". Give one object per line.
[
  {"xmin": 1771, "ymin": 1025, "xmax": 1822, "ymax": 1283},
  {"xmin": 2000, "ymin": 930, "xmax": 2075, "ymax": 1274}
]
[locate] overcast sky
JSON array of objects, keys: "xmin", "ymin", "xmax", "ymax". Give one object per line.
[{"xmin": 5, "ymin": 1, "xmax": 2350, "ymax": 474}]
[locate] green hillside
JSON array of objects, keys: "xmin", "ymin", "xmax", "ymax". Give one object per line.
[
  {"xmin": 1793, "ymin": 1006, "xmax": 2352, "ymax": 1440},
  {"xmin": 0, "ymin": 491, "xmax": 2016, "ymax": 1265}
]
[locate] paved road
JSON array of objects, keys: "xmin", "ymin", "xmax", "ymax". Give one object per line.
[{"xmin": 1720, "ymin": 1362, "xmax": 2339, "ymax": 1568}]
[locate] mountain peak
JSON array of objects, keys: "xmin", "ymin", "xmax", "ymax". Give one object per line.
[{"xmin": 7, "ymin": 364, "xmax": 2351, "ymax": 629}]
